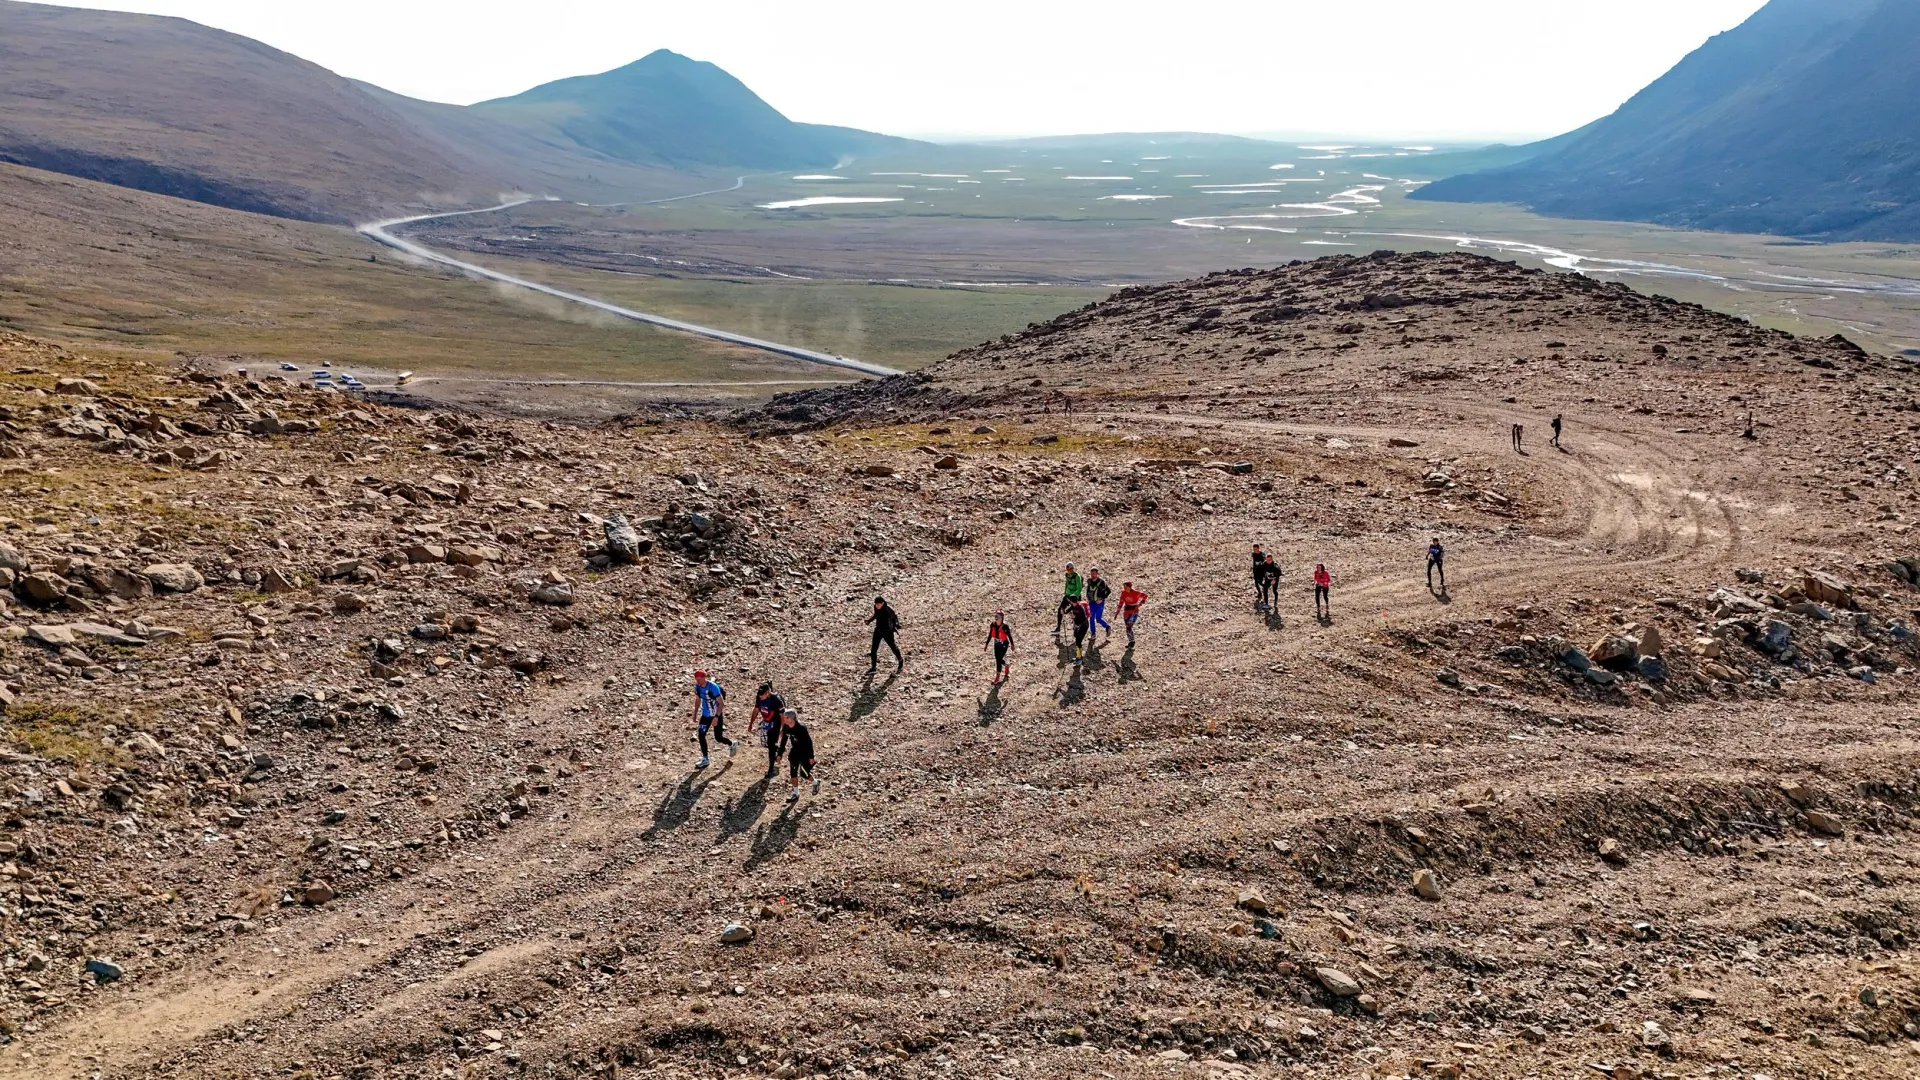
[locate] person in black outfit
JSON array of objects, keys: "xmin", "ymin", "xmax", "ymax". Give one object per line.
[
  {"xmin": 1250, "ymin": 544, "xmax": 1266, "ymax": 607},
  {"xmin": 1069, "ymin": 599, "xmax": 1091, "ymax": 663},
  {"xmin": 753, "ymin": 682, "xmax": 786, "ymax": 779},
  {"xmin": 1260, "ymin": 554, "xmax": 1282, "ymax": 612},
  {"xmin": 865, "ymin": 596, "xmax": 902, "ymax": 671},
  {"xmin": 1550, "ymin": 414, "xmax": 1563, "ymax": 448},
  {"xmin": 780, "ymin": 708, "xmax": 816, "ymax": 802}
]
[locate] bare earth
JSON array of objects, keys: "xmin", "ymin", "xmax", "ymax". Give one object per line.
[{"xmin": 1, "ymin": 253, "xmax": 1918, "ymax": 1080}]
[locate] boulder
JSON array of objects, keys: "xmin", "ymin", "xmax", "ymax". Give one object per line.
[
  {"xmin": 16, "ymin": 571, "xmax": 68, "ymax": 605},
  {"xmin": 1800, "ymin": 570, "xmax": 1856, "ymax": 610},
  {"xmin": 1314, "ymin": 967, "xmax": 1362, "ymax": 998},
  {"xmin": 0, "ymin": 542, "xmax": 25, "ymax": 572},
  {"xmin": 333, "ymin": 593, "xmax": 368, "ymax": 615},
  {"xmin": 1558, "ymin": 647, "xmax": 1591, "ymax": 673},
  {"xmin": 1235, "ymin": 887, "xmax": 1273, "ymax": 915},
  {"xmin": 1804, "ymin": 810, "xmax": 1844, "ymax": 836},
  {"xmin": 447, "ymin": 544, "xmax": 502, "ymax": 567},
  {"xmin": 301, "ymin": 882, "xmax": 337, "ymax": 906},
  {"xmin": 80, "ymin": 566, "xmax": 152, "ymax": 600},
  {"xmin": 933, "ymin": 455, "xmax": 960, "ymax": 470},
  {"xmin": 1412, "ymin": 868, "xmax": 1442, "ymax": 900},
  {"xmin": 54, "ymin": 378, "xmax": 100, "ymax": 395},
  {"xmin": 720, "ymin": 923, "xmax": 755, "ymax": 945},
  {"xmin": 1756, "ymin": 620, "xmax": 1794, "ymax": 655},
  {"xmin": 405, "ymin": 544, "xmax": 448, "ymax": 565},
  {"xmin": 602, "ymin": 513, "xmax": 652, "ymax": 564},
  {"xmin": 1636, "ymin": 624, "xmax": 1664, "ymax": 658},
  {"xmin": 258, "ymin": 567, "xmax": 298, "ymax": 594},
  {"xmin": 862, "ymin": 463, "xmax": 896, "ymax": 478},
  {"xmin": 1587, "ymin": 635, "xmax": 1639, "ymax": 670},
  {"xmin": 143, "ymin": 563, "xmax": 204, "ymax": 594},
  {"xmin": 27, "ymin": 624, "xmax": 76, "ymax": 647}
]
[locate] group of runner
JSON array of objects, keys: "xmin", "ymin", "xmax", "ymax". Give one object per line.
[
  {"xmin": 688, "ymin": 670, "xmax": 817, "ymax": 802},
  {"xmin": 1044, "ymin": 562, "xmax": 1147, "ymax": 665}
]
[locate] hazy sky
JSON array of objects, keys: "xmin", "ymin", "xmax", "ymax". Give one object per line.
[{"xmin": 41, "ymin": 0, "xmax": 1771, "ymax": 141}]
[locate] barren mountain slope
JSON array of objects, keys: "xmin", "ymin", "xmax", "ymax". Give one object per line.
[{"xmin": 0, "ymin": 252, "xmax": 1918, "ymax": 1080}]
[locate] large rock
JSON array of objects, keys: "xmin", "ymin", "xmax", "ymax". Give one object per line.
[
  {"xmin": 143, "ymin": 563, "xmax": 204, "ymax": 594},
  {"xmin": 447, "ymin": 544, "xmax": 503, "ymax": 567},
  {"xmin": 1755, "ymin": 620, "xmax": 1794, "ymax": 655},
  {"xmin": 1636, "ymin": 624, "xmax": 1664, "ymax": 658},
  {"xmin": 1315, "ymin": 967, "xmax": 1362, "ymax": 997},
  {"xmin": 16, "ymin": 571, "xmax": 68, "ymax": 605},
  {"xmin": 602, "ymin": 513, "xmax": 652, "ymax": 564},
  {"xmin": 404, "ymin": 544, "xmax": 448, "ymax": 565},
  {"xmin": 1800, "ymin": 570, "xmax": 1856, "ymax": 611},
  {"xmin": 80, "ymin": 566, "xmax": 153, "ymax": 600},
  {"xmin": 258, "ymin": 567, "xmax": 298, "ymax": 594},
  {"xmin": 0, "ymin": 542, "xmax": 24, "ymax": 573},
  {"xmin": 1412, "ymin": 868, "xmax": 1442, "ymax": 900}
]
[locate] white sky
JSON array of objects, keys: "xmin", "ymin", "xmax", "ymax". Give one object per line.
[{"xmin": 38, "ymin": 0, "xmax": 1771, "ymax": 141}]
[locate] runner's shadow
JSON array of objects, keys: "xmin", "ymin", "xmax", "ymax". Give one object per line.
[
  {"xmin": 849, "ymin": 669, "xmax": 898, "ymax": 722},
  {"xmin": 1432, "ymin": 587, "xmax": 1453, "ymax": 604},
  {"xmin": 1082, "ymin": 638, "xmax": 1106, "ymax": 673},
  {"xmin": 1055, "ymin": 640, "xmax": 1082, "ymax": 669},
  {"xmin": 645, "ymin": 770, "xmax": 717, "ymax": 839},
  {"xmin": 1264, "ymin": 612, "xmax": 1286, "ymax": 632},
  {"xmin": 1316, "ymin": 613, "xmax": 1333, "ymax": 627},
  {"xmin": 978, "ymin": 682, "xmax": 1004, "ymax": 725},
  {"xmin": 1056, "ymin": 666, "xmax": 1086, "ymax": 705},
  {"xmin": 716, "ymin": 776, "xmax": 771, "ymax": 843},
  {"xmin": 1118, "ymin": 645, "xmax": 1144, "ymax": 684},
  {"xmin": 744, "ymin": 802, "xmax": 809, "ymax": 871}
]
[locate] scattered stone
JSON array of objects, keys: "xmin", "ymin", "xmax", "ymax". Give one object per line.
[
  {"xmin": 1779, "ymin": 780, "xmax": 1813, "ymax": 807},
  {"xmin": 1804, "ymin": 810, "xmax": 1844, "ymax": 836},
  {"xmin": 862, "ymin": 464, "xmax": 896, "ymax": 477},
  {"xmin": 83, "ymin": 958, "xmax": 123, "ymax": 983},
  {"xmin": 720, "ymin": 923, "xmax": 755, "ymax": 945},
  {"xmin": 933, "ymin": 455, "xmax": 960, "ymax": 470},
  {"xmin": 1235, "ymin": 887, "xmax": 1273, "ymax": 915},
  {"xmin": 602, "ymin": 513, "xmax": 652, "ymax": 564},
  {"xmin": 1314, "ymin": 967, "xmax": 1362, "ymax": 998},
  {"xmin": 1435, "ymin": 669, "xmax": 1461, "ymax": 687},
  {"xmin": 1597, "ymin": 838, "xmax": 1627, "ymax": 865},
  {"xmin": 1387, "ymin": 437, "xmax": 1420, "ymax": 448},
  {"xmin": 333, "ymin": 593, "xmax": 368, "ymax": 614},
  {"xmin": 17, "ymin": 571, "xmax": 68, "ymax": 605},
  {"xmin": 142, "ymin": 562, "xmax": 204, "ymax": 594},
  {"xmin": 1800, "ymin": 570, "xmax": 1856, "ymax": 610},
  {"xmin": 1412, "ymin": 868, "xmax": 1442, "ymax": 900},
  {"xmin": 302, "ymin": 882, "xmax": 336, "ymax": 906}
]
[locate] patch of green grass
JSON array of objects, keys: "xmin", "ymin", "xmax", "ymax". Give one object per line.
[{"xmin": 4, "ymin": 701, "xmax": 129, "ymax": 766}]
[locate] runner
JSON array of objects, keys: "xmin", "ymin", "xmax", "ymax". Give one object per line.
[
  {"xmin": 865, "ymin": 596, "xmax": 903, "ymax": 671},
  {"xmin": 1313, "ymin": 563, "xmax": 1332, "ymax": 618},
  {"xmin": 1054, "ymin": 562, "xmax": 1084, "ymax": 634},
  {"xmin": 1069, "ymin": 598, "xmax": 1091, "ymax": 663},
  {"xmin": 1118, "ymin": 581, "xmax": 1148, "ymax": 646},
  {"xmin": 691, "ymin": 670, "xmax": 732, "ymax": 769},
  {"xmin": 1426, "ymin": 537, "xmax": 1447, "ymax": 592},
  {"xmin": 753, "ymin": 682, "xmax": 786, "ymax": 779},
  {"xmin": 1262, "ymin": 554, "xmax": 1283, "ymax": 612},
  {"xmin": 986, "ymin": 611, "xmax": 1014, "ymax": 684},
  {"xmin": 779, "ymin": 707, "xmax": 817, "ymax": 803},
  {"xmin": 1550, "ymin": 413, "xmax": 1563, "ymax": 448},
  {"xmin": 1511, "ymin": 422, "xmax": 1524, "ymax": 453},
  {"xmin": 1250, "ymin": 544, "xmax": 1267, "ymax": 608},
  {"xmin": 1085, "ymin": 567, "xmax": 1113, "ymax": 640}
]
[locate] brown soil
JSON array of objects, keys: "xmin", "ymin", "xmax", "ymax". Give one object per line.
[{"xmin": 2, "ymin": 252, "xmax": 1919, "ymax": 1080}]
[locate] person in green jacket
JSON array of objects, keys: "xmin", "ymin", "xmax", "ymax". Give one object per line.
[{"xmin": 1054, "ymin": 561, "xmax": 1084, "ymax": 635}]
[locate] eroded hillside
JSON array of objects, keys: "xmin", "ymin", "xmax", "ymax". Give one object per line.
[{"xmin": 1, "ymin": 252, "xmax": 1919, "ymax": 1080}]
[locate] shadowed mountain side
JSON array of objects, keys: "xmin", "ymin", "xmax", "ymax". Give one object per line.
[{"xmin": 1413, "ymin": 0, "xmax": 1920, "ymax": 241}]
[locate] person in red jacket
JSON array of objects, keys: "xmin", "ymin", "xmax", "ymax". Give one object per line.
[
  {"xmin": 1117, "ymin": 581, "xmax": 1148, "ymax": 646},
  {"xmin": 985, "ymin": 611, "xmax": 1014, "ymax": 684},
  {"xmin": 1312, "ymin": 563, "xmax": 1332, "ymax": 619}
]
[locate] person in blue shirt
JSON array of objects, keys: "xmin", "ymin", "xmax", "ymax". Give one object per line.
[
  {"xmin": 1426, "ymin": 538, "xmax": 1446, "ymax": 593},
  {"xmin": 692, "ymin": 670, "xmax": 733, "ymax": 769}
]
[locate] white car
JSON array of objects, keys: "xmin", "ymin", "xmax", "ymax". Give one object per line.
[{"xmin": 280, "ymin": 363, "xmax": 298, "ymax": 372}]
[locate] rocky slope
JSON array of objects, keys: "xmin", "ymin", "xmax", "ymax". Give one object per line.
[{"xmin": 1, "ymin": 252, "xmax": 1919, "ymax": 1080}]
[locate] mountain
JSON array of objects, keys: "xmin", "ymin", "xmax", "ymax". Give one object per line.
[
  {"xmin": 472, "ymin": 49, "xmax": 914, "ymax": 170},
  {"xmin": 1412, "ymin": 0, "xmax": 1920, "ymax": 241},
  {"xmin": 0, "ymin": 3, "xmax": 907, "ymax": 222},
  {"xmin": 0, "ymin": 0, "xmax": 508, "ymax": 222}
]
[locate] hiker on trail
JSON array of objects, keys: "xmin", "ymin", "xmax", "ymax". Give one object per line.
[
  {"xmin": 1550, "ymin": 414, "xmax": 1563, "ymax": 448},
  {"xmin": 1426, "ymin": 537, "xmax": 1447, "ymax": 592},
  {"xmin": 753, "ymin": 682, "xmax": 786, "ymax": 779},
  {"xmin": 986, "ymin": 611, "xmax": 1014, "ymax": 684},
  {"xmin": 1118, "ymin": 581, "xmax": 1148, "ymax": 646},
  {"xmin": 1069, "ymin": 598, "xmax": 1091, "ymax": 663},
  {"xmin": 1511, "ymin": 422, "xmax": 1524, "ymax": 453},
  {"xmin": 1085, "ymin": 567, "xmax": 1114, "ymax": 640},
  {"xmin": 1055, "ymin": 562, "xmax": 1085, "ymax": 634},
  {"xmin": 779, "ymin": 708, "xmax": 817, "ymax": 803},
  {"xmin": 692, "ymin": 670, "xmax": 732, "ymax": 769},
  {"xmin": 866, "ymin": 596, "xmax": 903, "ymax": 671},
  {"xmin": 1250, "ymin": 545, "xmax": 1267, "ymax": 608},
  {"xmin": 1313, "ymin": 563, "xmax": 1332, "ymax": 618}
]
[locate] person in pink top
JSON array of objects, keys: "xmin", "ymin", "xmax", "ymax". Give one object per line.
[{"xmin": 1312, "ymin": 563, "xmax": 1332, "ymax": 619}]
